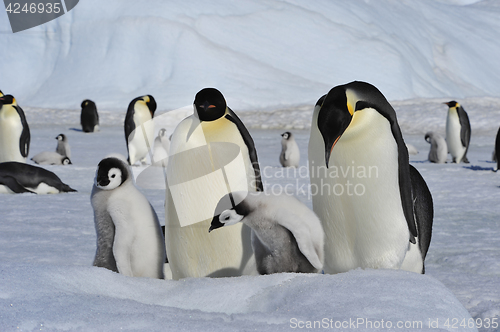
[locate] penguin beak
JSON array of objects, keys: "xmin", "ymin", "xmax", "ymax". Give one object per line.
[{"xmin": 209, "ymin": 215, "xmax": 224, "ymax": 233}]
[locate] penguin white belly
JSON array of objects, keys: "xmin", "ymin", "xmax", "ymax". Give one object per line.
[
  {"xmin": 310, "ymin": 109, "xmax": 409, "ymax": 274},
  {"xmin": 0, "ymin": 109, "xmax": 24, "ymax": 163},
  {"xmin": 128, "ymin": 106, "xmax": 154, "ymax": 165},
  {"xmin": 107, "ymin": 184, "xmax": 164, "ymax": 278},
  {"xmin": 165, "ymin": 116, "xmax": 255, "ymax": 279},
  {"xmin": 29, "ymin": 182, "xmax": 60, "ymax": 194},
  {"xmin": 446, "ymin": 111, "xmax": 465, "ymax": 162},
  {"xmin": 0, "ymin": 185, "xmax": 15, "ymax": 194}
]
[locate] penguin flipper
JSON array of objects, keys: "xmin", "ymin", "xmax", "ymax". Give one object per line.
[
  {"xmin": 0, "ymin": 175, "xmax": 33, "ymax": 193},
  {"xmin": 16, "ymin": 105, "xmax": 30, "ymax": 158},
  {"xmin": 225, "ymin": 110, "xmax": 263, "ymax": 191},
  {"xmin": 409, "ymin": 165, "xmax": 433, "ymax": 261},
  {"xmin": 124, "ymin": 101, "xmax": 137, "ymax": 157}
]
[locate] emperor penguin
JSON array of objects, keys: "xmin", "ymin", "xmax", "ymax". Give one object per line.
[
  {"xmin": 444, "ymin": 101, "xmax": 471, "ymax": 163},
  {"xmin": 210, "ymin": 191, "xmax": 324, "ymax": 275},
  {"xmin": 308, "ymin": 81, "xmax": 433, "ymax": 274},
  {"xmin": 152, "ymin": 128, "xmax": 170, "ymax": 164},
  {"xmin": 124, "ymin": 95, "xmax": 157, "ymax": 165},
  {"xmin": 279, "ymin": 132, "xmax": 300, "ymax": 168},
  {"xmin": 494, "ymin": 126, "xmax": 500, "ymax": 172},
  {"xmin": 80, "ymin": 99, "xmax": 99, "ymax": 133},
  {"xmin": 425, "ymin": 132, "xmax": 447, "ymax": 164},
  {"xmin": 0, "ymin": 162, "xmax": 76, "ymax": 194},
  {"xmin": 91, "ymin": 157, "xmax": 166, "ymax": 279},
  {"xmin": 55, "ymin": 134, "xmax": 71, "ymax": 158},
  {"xmin": 31, "ymin": 152, "xmax": 72, "ymax": 165},
  {"xmin": 165, "ymin": 87, "xmax": 263, "ymax": 279},
  {"xmin": 0, "ymin": 95, "xmax": 30, "ymax": 163}
]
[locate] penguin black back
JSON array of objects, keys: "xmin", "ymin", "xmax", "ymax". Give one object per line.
[{"xmin": 80, "ymin": 99, "xmax": 99, "ymax": 133}]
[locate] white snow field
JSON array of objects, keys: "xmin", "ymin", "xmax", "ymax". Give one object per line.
[{"xmin": 1, "ymin": 0, "xmax": 500, "ymax": 331}]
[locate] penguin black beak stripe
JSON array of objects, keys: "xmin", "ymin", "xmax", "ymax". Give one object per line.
[
  {"xmin": 325, "ymin": 136, "xmax": 341, "ymax": 168},
  {"xmin": 209, "ymin": 215, "xmax": 224, "ymax": 233}
]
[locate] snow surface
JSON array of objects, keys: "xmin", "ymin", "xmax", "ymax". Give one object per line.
[
  {"xmin": 2, "ymin": 0, "xmax": 500, "ymax": 110},
  {"xmin": 1, "ymin": 99, "xmax": 500, "ymax": 331}
]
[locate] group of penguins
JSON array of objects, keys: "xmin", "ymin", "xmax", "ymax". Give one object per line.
[{"xmin": 1, "ymin": 81, "xmax": 499, "ymax": 281}]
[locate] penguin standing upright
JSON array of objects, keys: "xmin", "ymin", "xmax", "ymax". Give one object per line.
[
  {"xmin": 308, "ymin": 81, "xmax": 433, "ymax": 274},
  {"xmin": 210, "ymin": 191, "xmax": 324, "ymax": 275},
  {"xmin": 0, "ymin": 94, "xmax": 30, "ymax": 163},
  {"xmin": 165, "ymin": 88, "xmax": 263, "ymax": 279},
  {"xmin": 80, "ymin": 100, "xmax": 99, "ymax": 133},
  {"xmin": 494, "ymin": 126, "xmax": 500, "ymax": 172},
  {"xmin": 124, "ymin": 95, "xmax": 157, "ymax": 165},
  {"xmin": 425, "ymin": 131, "xmax": 447, "ymax": 164},
  {"xmin": 152, "ymin": 128, "xmax": 170, "ymax": 163},
  {"xmin": 444, "ymin": 101, "xmax": 471, "ymax": 163},
  {"xmin": 91, "ymin": 157, "xmax": 166, "ymax": 279},
  {"xmin": 55, "ymin": 134, "xmax": 71, "ymax": 159},
  {"xmin": 279, "ymin": 132, "xmax": 300, "ymax": 168}
]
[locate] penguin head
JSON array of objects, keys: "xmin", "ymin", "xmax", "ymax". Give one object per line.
[
  {"xmin": 95, "ymin": 157, "xmax": 129, "ymax": 190},
  {"xmin": 0, "ymin": 94, "xmax": 16, "ymax": 106},
  {"xmin": 316, "ymin": 81, "xmax": 396, "ymax": 167},
  {"xmin": 444, "ymin": 100, "xmax": 459, "ymax": 108},
  {"xmin": 209, "ymin": 191, "xmax": 249, "ymax": 232},
  {"xmin": 143, "ymin": 95, "xmax": 157, "ymax": 116},
  {"xmin": 81, "ymin": 99, "xmax": 89, "ymax": 108},
  {"xmin": 158, "ymin": 128, "xmax": 167, "ymax": 137},
  {"xmin": 194, "ymin": 88, "xmax": 227, "ymax": 122},
  {"xmin": 0, "ymin": 90, "xmax": 3, "ymax": 97},
  {"xmin": 424, "ymin": 132, "xmax": 433, "ymax": 144},
  {"xmin": 56, "ymin": 134, "xmax": 67, "ymax": 142},
  {"xmin": 62, "ymin": 157, "xmax": 72, "ymax": 165},
  {"xmin": 281, "ymin": 132, "xmax": 292, "ymax": 140}
]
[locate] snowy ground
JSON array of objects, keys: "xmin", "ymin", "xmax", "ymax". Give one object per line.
[{"xmin": 1, "ymin": 99, "xmax": 499, "ymax": 331}]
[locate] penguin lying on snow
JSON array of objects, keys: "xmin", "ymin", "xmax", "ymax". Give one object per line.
[
  {"xmin": 81, "ymin": 99, "xmax": 99, "ymax": 133},
  {"xmin": 210, "ymin": 191, "xmax": 324, "ymax": 275},
  {"xmin": 0, "ymin": 162, "xmax": 76, "ymax": 194},
  {"xmin": 309, "ymin": 81, "xmax": 433, "ymax": 274},
  {"xmin": 91, "ymin": 157, "xmax": 166, "ymax": 279},
  {"xmin": 31, "ymin": 152, "xmax": 72, "ymax": 165},
  {"xmin": 279, "ymin": 131, "xmax": 300, "ymax": 168},
  {"xmin": 425, "ymin": 132, "xmax": 447, "ymax": 164},
  {"xmin": 0, "ymin": 94, "xmax": 30, "ymax": 163},
  {"xmin": 444, "ymin": 101, "xmax": 471, "ymax": 163},
  {"xmin": 124, "ymin": 95, "xmax": 157, "ymax": 165}
]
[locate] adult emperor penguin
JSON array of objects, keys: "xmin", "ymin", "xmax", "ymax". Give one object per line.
[
  {"xmin": 308, "ymin": 81, "xmax": 433, "ymax": 274},
  {"xmin": 81, "ymin": 99, "xmax": 99, "ymax": 133},
  {"xmin": 165, "ymin": 87, "xmax": 263, "ymax": 279},
  {"xmin": 210, "ymin": 191, "xmax": 324, "ymax": 275},
  {"xmin": 444, "ymin": 101, "xmax": 471, "ymax": 163},
  {"xmin": 0, "ymin": 162, "xmax": 76, "ymax": 194},
  {"xmin": 0, "ymin": 95, "xmax": 30, "ymax": 163},
  {"xmin": 55, "ymin": 134, "xmax": 71, "ymax": 158},
  {"xmin": 493, "ymin": 126, "xmax": 500, "ymax": 172},
  {"xmin": 279, "ymin": 132, "xmax": 300, "ymax": 168},
  {"xmin": 91, "ymin": 157, "xmax": 166, "ymax": 278},
  {"xmin": 124, "ymin": 95, "xmax": 157, "ymax": 165},
  {"xmin": 425, "ymin": 132, "xmax": 447, "ymax": 164}
]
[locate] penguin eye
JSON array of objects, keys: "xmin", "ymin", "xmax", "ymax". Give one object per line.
[
  {"xmin": 223, "ymin": 215, "xmax": 230, "ymax": 221},
  {"xmin": 111, "ymin": 174, "xmax": 116, "ymax": 178}
]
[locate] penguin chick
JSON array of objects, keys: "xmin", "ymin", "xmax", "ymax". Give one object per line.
[
  {"xmin": 425, "ymin": 132, "xmax": 447, "ymax": 164},
  {"xmin": 55, "ymin": 134, "xmax": 71, "ymax": 158},
  {"xmin": 91, "ymin": 157, "xmax": 166, "ymax": 279},
  {"xmin": 279, "ymin": 132, "xmax": 300, "ymax": 168},
  {"xmin": 210, "ymin": 191, "xmax": 324, "ymax": 275},
  {"xmin": 31, "ymin": 151, "xmax": 72, "ymax": 165},
  {"xmin": 152, "ymin": 128, "xmax": 170, "ymax": 164}
]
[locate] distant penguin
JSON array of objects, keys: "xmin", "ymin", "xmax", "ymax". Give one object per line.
[
  {"xmin": 425, "ymin": 132, "xmax": 447, "ymax": 164},
  {"xmin": 0, "ymin": 161, "xmax": 76, "ymax": 194},
  {"xmin": 81, "ymin": 100, "xmax": 99, "ymax": 133},
  {"xmin": 444, "ymin": 101, "xmax": 471, "ymax": 163},
  {"xmin": 165, "ymin": 87, "xmax": 263, "ymax": 279},
  {"xmin": 494, "ymin": 126, "xmax": 500, "ymax": 172},
  {"xmin": 210, "ymin": 191, "xmax": 324, "ymax": 275},
  {"xmin": 309, "ymin": 81, "xmax": 433, "ymax": 274},
  {"xmin": 406, "ymin": 144, "xmax": 419, "ymax": 156},
  {"xmin": 124, "ymin": 95, "xmax": 157, "ymax": 165},
  {"xmin": 31, "ymin": 152, "xmax": 72, "ymax": 165},
  {"xmin": 0, "ymin": 95, "xmax": 30, "ymax": 163},
  {"xmin": 152, "ymin": 128, "xmax": 170, "ymax": 164},
  {"xmin": 91, "ymin": 157, "xmax": 166, "ymax": 278},
  {"xmin": 55, "ymin": 134, "xmax": 71, "ymax": 158},
  {"xmin": 279, "ymin": 132, "xmax": 300, "ymax": 168}
]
